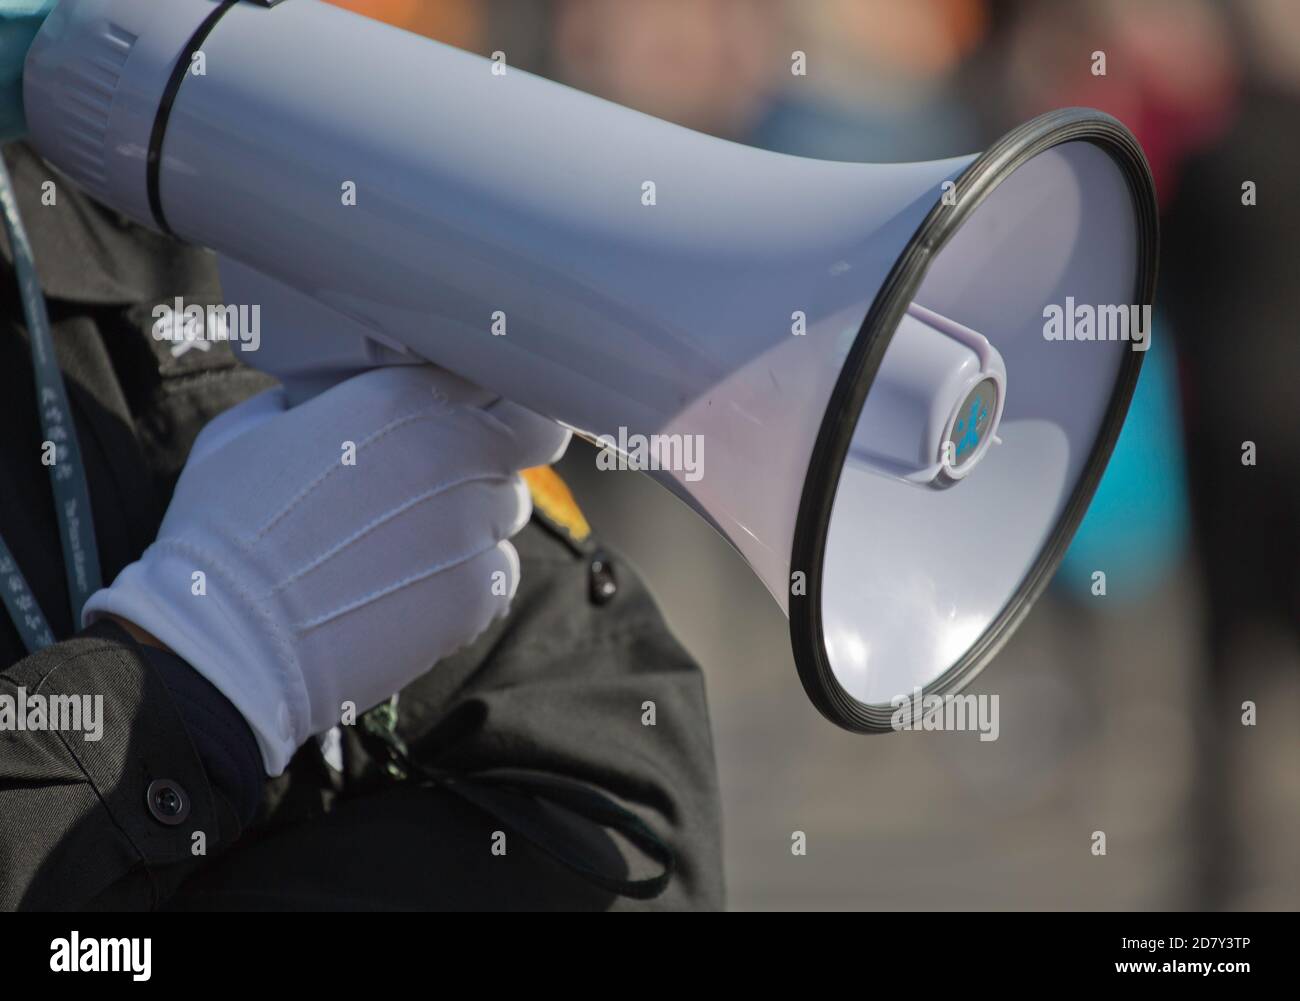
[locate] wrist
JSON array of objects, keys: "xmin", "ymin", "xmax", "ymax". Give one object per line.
[
  {"xmin": 83, "ymin": 540, "xmax": 306, "ymax": 776},
  {"xmin": 101, "ymin": 614, "xmax": 173, "ymax": 653}
]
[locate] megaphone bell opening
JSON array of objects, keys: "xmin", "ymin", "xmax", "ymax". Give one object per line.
[{"xmin": 789, "ymin": 108, "xmax": 1159, "ymax": 732}]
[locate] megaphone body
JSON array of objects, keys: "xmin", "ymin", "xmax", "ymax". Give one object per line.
[{"xmin": 24, "ymin": 0, "xmax": 1158, "ymax": 729}]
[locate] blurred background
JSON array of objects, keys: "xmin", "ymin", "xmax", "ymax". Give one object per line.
[{"xmin": 329, "ymin": 0, "xmax": 1298, "ymax": 910}]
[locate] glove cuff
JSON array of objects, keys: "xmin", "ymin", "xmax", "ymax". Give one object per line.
[{"xmin": 83, "ymin": 537, "xmax": 308, "ymax": 775}]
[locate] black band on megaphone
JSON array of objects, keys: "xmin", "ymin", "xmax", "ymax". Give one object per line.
[
  {"xmin": 146, "ymin": 0, "xmax": 244, "ymax": 236},
  {"xmin": 788, "ymin": 107, "xmax": 1160, "ymax": 733}
]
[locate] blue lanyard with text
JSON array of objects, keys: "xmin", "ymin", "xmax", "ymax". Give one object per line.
[{"xmin": 0, "ymin": 156, "xmax": 101, "ymax": 653}]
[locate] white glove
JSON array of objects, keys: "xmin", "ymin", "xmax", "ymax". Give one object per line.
[{"xmin": 84, "ymin": 366, "xmax": 570, "ymax": 774}]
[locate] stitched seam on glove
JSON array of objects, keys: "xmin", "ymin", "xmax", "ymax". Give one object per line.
[
  {"xmin": 292, "ymin": 538, "xmax": 508, "ymax": 633},
  {"xmin": 268, "ymin": 471, "xmax": 517, "ymax": 594},
  {"xmin": 251, "ymin": 402, "xmax": 457, "ymax": 540},
  {"xmin": 292, "ymin": 538, "xmax": 509, "ymax": 631}
]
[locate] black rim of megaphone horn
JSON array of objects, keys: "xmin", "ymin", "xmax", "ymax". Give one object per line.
[{"xmin": 788, "ymin": 107, "xmax": 1160, "ymax": 733}]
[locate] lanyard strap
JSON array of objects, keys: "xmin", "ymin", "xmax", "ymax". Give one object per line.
[
  {"xmin": 0, "ymin": 156, "xmax": 101, "ymax": 653},
  {"xmin": 0, "ymin": 536, "xmax": 53, "ymax": 652}
]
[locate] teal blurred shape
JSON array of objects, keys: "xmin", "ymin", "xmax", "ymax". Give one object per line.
[
  {"xmin": 0, "ymin": 1, "xmax": 58, "ymax": 142},
  {"xmin": 1057, "ymin": 318, "xmax": 1190, "ymax": 601}
]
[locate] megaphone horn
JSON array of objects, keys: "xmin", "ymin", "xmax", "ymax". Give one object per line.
[{"xmin": 24, "ymin": 0, "xmax": 1158, "ymax": 730}]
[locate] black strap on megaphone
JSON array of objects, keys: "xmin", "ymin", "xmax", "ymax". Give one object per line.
[
  {"xmin": 147, "ymin": 0, "xmax": 292, "ymax": 237},
  {"xmin": 362, "ymin": 702, "xmax": 675, "ymax": 901}
]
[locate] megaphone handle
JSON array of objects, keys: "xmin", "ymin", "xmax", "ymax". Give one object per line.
[{"xmin": 218, "ymin": 256, "xmax": 423, "ymax": 405}]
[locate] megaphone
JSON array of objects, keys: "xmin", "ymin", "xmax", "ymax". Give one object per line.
[{"xmin": 24, "ymin": 0, "xmax": 1157, "ymax": 730}]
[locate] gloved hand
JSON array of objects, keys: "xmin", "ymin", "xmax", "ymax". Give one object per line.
[
  {"xmin": 0, "ymin": 1, "xmax": 56, "ymax": 142},
  {"xmin": 84, "ymin": 366, "xmax": 570, "ymax": 775}
]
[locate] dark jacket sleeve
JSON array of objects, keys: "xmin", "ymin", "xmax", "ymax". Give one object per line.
[
  {"xmin": 0, "ymin": 621, "xmax": 256, "ymax": 910},
  {"xmin": 161, "ymin": 519, "xmax": 727, "ymax": 912}
]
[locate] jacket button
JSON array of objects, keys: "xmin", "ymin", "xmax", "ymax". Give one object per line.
[
  {"xmin": 589, "ymin": 550, "xmax": 617, "ymax": 605},
  {"xmin": 145, "ymin": 779, "xmax": 191, "ymax": 826}
]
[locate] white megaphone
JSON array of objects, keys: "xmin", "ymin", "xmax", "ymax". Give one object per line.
[{"xmin": 24, "ymin": 0, "xmax": 1158, "ymax": 730}]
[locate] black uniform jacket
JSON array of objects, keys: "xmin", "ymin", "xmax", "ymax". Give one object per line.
[{"xmin": 0, "ymin": 144, "xmax": 724, "ymax": 911}]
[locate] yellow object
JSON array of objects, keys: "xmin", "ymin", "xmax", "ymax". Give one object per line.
[
  {"xmin": 322, "ymin": 0, "xmax": 482, "ymax": 49},
  {"xmin": 522, "ymin": 466, "xmax": 591, "ymax": 544}
]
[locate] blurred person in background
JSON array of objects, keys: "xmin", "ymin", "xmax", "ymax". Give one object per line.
[
  {"xmin": 1160, "ymin": 0, "xmax": 1300, "ymax": 909},
  {"xmin": 946, "ymin": 0, "xmax": 1296, "ymax": 909},
  {"xmin": 991, "ymin": 0, "xmax": 1232, "ymax": 605},
  {"xmin": 550, "ymin": 0, "xmax": 984, "ymax": 161},
  {"xmin": 1163, "ymin": 0, "xmax": 1300, "ymax": 659}
]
